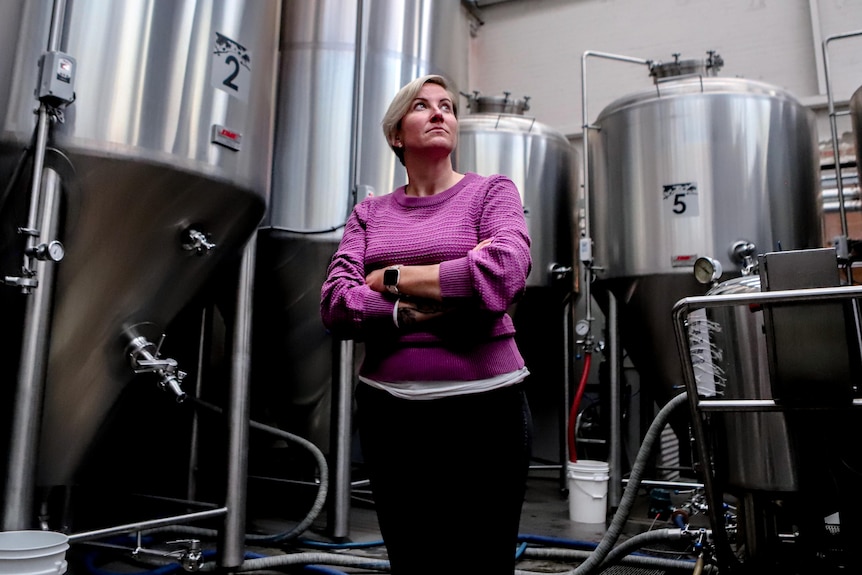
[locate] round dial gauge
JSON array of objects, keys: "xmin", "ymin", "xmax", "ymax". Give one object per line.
[
  {"xmin": 47, "ymin": 241, "xmax": 65, "ymax": 262},
  {"xmin": 693, "ymin": 256, "xmax": 722, "ymax": 284},
  {"xmin": 575, "ymin": 320, "xmax": 591, "ymax": 337}
]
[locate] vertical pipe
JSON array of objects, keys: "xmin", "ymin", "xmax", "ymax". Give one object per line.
[
  {"xmin": 328, "ymin": 339, "xmax": 355, "ymax": 539},
  {"xmin": 578, "ymin": 50, "xmax": 650, "ymax": 511},
  {"xmin": 579, "ymin": 51, "xmax": 651, "ymax": 338},
  {"xmin": 186, "ymin": 307, "xmax": 211, "ymax": 503},
  {"xmin": 3, "ymin": 0, "xmax": 68, "ymax": 530},
  {"xmin": 559, "ymin": 295, "xmax": 572, "ymax": 492},
  {"xmin": 808, "ymin": 0, "xmax": 826, "ymax": 96},
  {"xmin": 2, "ymin": 168, "xmax": 63, "ymax": 530},
  {"xmin": 822, "ymin": 30, "xmax": 862, "ymax": 243},
  {"xmin": 608, "ymin": 291, "xmax": 622, "ymax": 509},
  {"xmin": 327, "ymin": 0, "xmax": 367, "ymax": 538},
  {"xmin": 348, "ymin": 0, "xmax": 368, "ymax": 206},
  {"xmin": 218, "ymin": 237, "xmax": 256, "ymax": 569}
]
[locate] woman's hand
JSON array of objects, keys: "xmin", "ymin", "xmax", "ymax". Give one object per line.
[{"xmin": 365, "ymin": 268, "xmax": 387, "ymax": 293}]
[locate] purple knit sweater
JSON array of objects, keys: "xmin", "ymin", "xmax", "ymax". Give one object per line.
[{"xmin": 320, "ymin": 172, "xmax": 532, "ymax": 383}]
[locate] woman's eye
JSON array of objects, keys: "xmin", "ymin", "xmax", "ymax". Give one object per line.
[
  {"xmin": 441, "ymin": 103, "xmax": 451, "ymax": 112},
  {"xmin": 414, "ymin": 102, "xmax": 426, "ymax": 110}
]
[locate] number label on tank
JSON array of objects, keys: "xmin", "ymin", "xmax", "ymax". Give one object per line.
[
  {"xmin": 662, "ymin": 182, "xmax": 699, "ymax": 217},
  {"xmin": 212, "ymin": 32, "xmax": 250, "ymax": 102}
]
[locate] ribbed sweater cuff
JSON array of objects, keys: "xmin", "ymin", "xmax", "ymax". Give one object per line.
[
  {"xmin": 365, "ymin": 289, "xmax": 398, "ymax": 321},
  {"xmin": 439, "ymin": 257, "xmax": 473, "ymax": 298}
]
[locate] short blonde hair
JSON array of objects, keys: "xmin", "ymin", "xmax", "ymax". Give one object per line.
[{"xmin": 381, "ymin": 74, "xmax": 459, "ymax": 165}]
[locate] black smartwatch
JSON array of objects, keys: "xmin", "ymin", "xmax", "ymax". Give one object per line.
[{"xmin": 383, "ymin": 265, "xmax": 402, "ymax": 294}]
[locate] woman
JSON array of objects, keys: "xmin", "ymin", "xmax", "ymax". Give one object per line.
[{"xmin": 320, "ymin": 74, "xmax": 533, "ymax": 574}]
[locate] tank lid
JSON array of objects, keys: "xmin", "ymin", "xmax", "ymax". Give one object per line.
[
  {"xmin": 461, "ymin": 91, "xmax": 531, "ymax": 115},
  {"xmin": 649, "ymin": 51, "xmax": 724, "ymax": 82}
]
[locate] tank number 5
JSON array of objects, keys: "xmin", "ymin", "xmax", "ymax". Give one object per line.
[
  {"xmin": 662, "ymin": 182, "xmax": 699, "ymax": 217},
  {"xmin": 212, "ymin": 32, "xmax": 251, "ymax": 102}
]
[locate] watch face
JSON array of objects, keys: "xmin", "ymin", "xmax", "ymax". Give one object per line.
[{"xmin": 383, "ymin": 268, "xmax": 399, "ymax": 286}]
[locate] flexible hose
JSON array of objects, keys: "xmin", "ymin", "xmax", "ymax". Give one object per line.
[
  {"xmin": 570, "ymin": 391, "xmax": 690, "ymax": 575},
  {"xmin": 518, "ymin": 545, "xmax": 696, "ymax": 572},
  {"xmin": 568, "ymin": 352, "xmax": 592, "ymax": 462},
  {"xmin": 85, "ymin": 388, "xmax": 693, "ymax": 575},
  {"xmin": 598, "ymin": 527, "xmax": 685, "ymax": 568},
  {"xmin": 197, "ymin": 551, "xmax": 389, "ymax": 572},
  {"xmin": 518, "ymin": 533, "xmax": 599, "ymax": 550},
  {"xmin": 192, "ymin": 398, "xmax": 330, "ymax": 544}
]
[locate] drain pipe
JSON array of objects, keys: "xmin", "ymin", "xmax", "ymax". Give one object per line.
[{"xmin": 3, "ymin": 0, "xmax": 77, "ymax": 530}]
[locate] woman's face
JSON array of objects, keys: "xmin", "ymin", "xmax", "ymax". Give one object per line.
[{"xmin": 397, "ymin": 82, "xmax": 458, "ymax": 159}]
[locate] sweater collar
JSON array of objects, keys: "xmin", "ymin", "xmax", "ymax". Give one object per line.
[{"xmin": 394, "ymin": 172, "xmax": 476, "ymax": 207}]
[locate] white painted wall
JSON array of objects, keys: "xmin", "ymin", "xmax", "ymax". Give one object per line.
[{"xmin": 467, "ymin": 0, "xmax": 862, "ymax": 142}]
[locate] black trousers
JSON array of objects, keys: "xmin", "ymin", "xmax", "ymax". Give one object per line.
[{"xmin": 356, "ymin": 383, "xmax": 533, "ymax": 575}]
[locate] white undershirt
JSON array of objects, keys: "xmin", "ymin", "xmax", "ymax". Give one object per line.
[{"xmin": 359, "ymin": 366, "xmax": 530, "ymax": 400}]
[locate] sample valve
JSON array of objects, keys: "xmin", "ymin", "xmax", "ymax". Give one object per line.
[
  {"xmin": 123, "ymin": 324, "xmax": 187, "ymax": 402},
  {"xmin": 181, "ymin": 228, "xmax": 216, "ymax": 255},
  {"xmin": 132, "ymin": 538, "xmax": 203, "ymax": 572}
]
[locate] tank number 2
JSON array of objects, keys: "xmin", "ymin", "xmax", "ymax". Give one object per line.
[
  {"xmin": 212, "ymin": 32, "xmax": 250, "ymax": 102},
  {"xmin": 662, "ymin": 182, "xmax": 699, "ymax": 217}
]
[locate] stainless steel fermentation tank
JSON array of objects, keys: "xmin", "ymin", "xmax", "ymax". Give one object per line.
[
  {"xmin": 455, "ymin": 92, "xmax": 579, "ymax": 461},
  {"xmin": 253, "ymin": 0, "xmax": 469, "ymax": 450},
  {"xmin": 456, "ymin": 92, "xmax": 578, "ymax": 291},
  {"xmin": 588, "ymin": 67, "xmax": 823, "ymax": 416},
  {"xmin": 676, "ymin": 248, "xmax": 862, "ymax": 571},
  {"xmin": 0, "ymin": 0, "xmax": 279, "ymax": 520}
]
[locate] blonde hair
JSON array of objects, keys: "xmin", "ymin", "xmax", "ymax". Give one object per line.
[{"xmin": 381, "ymin": 74, "xmax": 459, "ymax": 165}]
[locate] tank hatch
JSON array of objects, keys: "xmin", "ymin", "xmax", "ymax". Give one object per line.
[
  {"xmin": 462, "ymin": 90, "xmax": 531, "ymax": 115},
  {"xmin": 649, "ymin": 50, "xmax": 724, "ymax": 81}
]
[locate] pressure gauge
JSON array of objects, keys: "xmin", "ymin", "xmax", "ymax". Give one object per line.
[
  {"xmin": 30, "ymin": 240, "xmax": 65, "ymax": 262},
  {"xmin": 575, "ymin": 319, "xmax": 591, "ymax": 337},
  {"xmin": 693, "ymin": 256, "xmax": 722, "ymax": 285},
  {"xmin": 46, "ymin": 240, "xmax": 65, "ymax": 262}
]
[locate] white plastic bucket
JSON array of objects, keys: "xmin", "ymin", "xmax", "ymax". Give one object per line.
[
  {"xmin": 567, "ymin": 460, "xmax": 610, "ymax": 524},
  {"xmin": 0, "ymin": 531, "xmax": 69, "ymax": 575}
]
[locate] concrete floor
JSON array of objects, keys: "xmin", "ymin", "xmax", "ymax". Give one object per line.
[
  {"xmin": 62, "ymin": 465, "xmax": 704, "ymax": 574},
  {"xmin": 275, "ymin": 466, "xmax": 707, "ymax": 575}
]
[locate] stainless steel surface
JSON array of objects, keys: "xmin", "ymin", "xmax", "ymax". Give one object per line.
[
  {"xmin": 823, "ymin": 30, "xmax": 862, "ymax": 240},
  {"xmin": 608, "ymin": 292, "xmax": 622, "ymax": 508},
  {"xmin": 673, "ymin": 282, "xmax": 862, "ymax": 570},
  {"xmin": 0, "ymin": 0, "xmax": 280, "ymax": 497},
  {"xmin": 852, "ymin": 84, "xmax": 862, "ymax": 180},
  {"xmin": 220, "ymin": 238, "xmax": 256, "ymax": 569},
  {"xmin": 579, "ymin": 50, "xmax": 653, "ymax": 343},
  {"xmin": 255, "ymin": 0, "xmax": 470, "ymax": 456},
  {"xmin": 267, "ymin": 0, "xmax": 470, "ymax": 233},
  {"xmin": 4, "ymin": 168, "xmax": 63, "ymax": 530},
  {"xmin": 455, "ymin": 99, "xmax": 578, "ymax": 289},
  {"xmin": 329, "ymin": 340, "xmax": 355, "ymax": 540},
  {"xmin": 696, "ymin": 275, "xmax": 798, "ymax": 492},
  {"xmin": 589, "ymin": 76, "xmax": 822, "ymax": 278},
  {"xmin": 588, "ymin": 73, "xmax": 822, "ymax": 405},
  {"xmin": 3, "ymin": 0, "xmax": 68, "ymax": 530}
]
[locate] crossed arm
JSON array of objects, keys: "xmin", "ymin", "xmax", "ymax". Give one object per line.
[{"xmin": 364, "ymin": 238, "xmax": 495, "ymax": 327}]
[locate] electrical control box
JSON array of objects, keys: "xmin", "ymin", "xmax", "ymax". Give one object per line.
[{"xmin": 37, "ymin": 51, "xmax": 76, "ymax": 104}]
